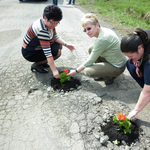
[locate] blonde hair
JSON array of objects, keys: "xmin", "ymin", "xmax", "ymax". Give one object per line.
[{"xmin": 81, "ymin": 13, "xmax": 100, "ymax": 27}]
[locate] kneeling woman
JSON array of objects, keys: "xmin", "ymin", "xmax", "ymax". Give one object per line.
[
  {"xmin": 21, "ymin": 5, "xmax": 75, "ymax": 79},
  {"xmin": 121, "ymin": 28, "xmax": 150, "ymax": 119},
  {"xmin": 68, "ymin": 13, "xmax": 127, "ymax": 85}
]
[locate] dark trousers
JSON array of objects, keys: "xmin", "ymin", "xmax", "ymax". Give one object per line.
[
  {"xmin": 69, "ymin": 0, "xmax": 75, "ymax": 4},
  {"xmin": 126, "ymin": 59, "xmax": 144, "ymax": 88},
  {"xmin": 53, "ymin": 0, "xmax": 58, "ymax": 5},
  {"xmin": 22, "ymin": 42, "xmax": 59, "ymax": 63}
]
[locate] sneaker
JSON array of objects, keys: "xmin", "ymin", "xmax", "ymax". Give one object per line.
[{"xmin": 104, "ymin": 77, "xmax": 116, "ymax": 85}]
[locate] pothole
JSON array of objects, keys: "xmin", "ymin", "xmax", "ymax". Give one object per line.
[
  {"xmin": 51, "ymin": 76, "xmax": 81, "ymax": 92},
  {"xmin": 101, "ymin": 117, "xmax": 142, "ymax": 146}
]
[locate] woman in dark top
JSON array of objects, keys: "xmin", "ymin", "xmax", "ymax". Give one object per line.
[{"xmin": 121, "ymin": 28, "xmax": 150, "ymax": 119}]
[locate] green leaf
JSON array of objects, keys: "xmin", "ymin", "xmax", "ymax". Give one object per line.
[
  {"xmin": 113, "ymin": 115, "xmax": 132, "ymax": 134},
  {"xmin": 59, "ymin": 72, "xmax": 71, "ymax": 85},
  {"xmin": 116, "ymin": 128, "xmax": 120, "ymax": 131},
  {"xmin": 113, "ymin": 116, "xmax": 119, "ymax": 123},
  {"xmin": 113, "ymin": 139, "xmax": 120, "ymax": 145}
]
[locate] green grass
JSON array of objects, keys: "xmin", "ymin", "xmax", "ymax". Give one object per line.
[{"xmin": 77, "ymin": 0, "xmax": 150, "ymax": 33}]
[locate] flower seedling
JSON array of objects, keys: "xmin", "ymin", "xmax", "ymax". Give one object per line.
[
  {"xmin": 59, "ymin": 69, "xmax": 71, "ymax": 86},
  {"xmin": 113, "ymin": 112, "xmax": 132, "ymax": 134}
]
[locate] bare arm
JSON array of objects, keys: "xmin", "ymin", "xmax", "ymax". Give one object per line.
[
  {"xmin": 55, "ymin": 38, "xmax": 75, "ymax": 52},
  {"xmin": 128, "ymin": 84, "xmax": 150, "ymax": 119},
  {"xmin": 67, "ymin": 66, "xmax": 85, "ymax": 76},
  {"xmin": 47, "ymin": 57, "xmax": 59, "ymax": 79}
]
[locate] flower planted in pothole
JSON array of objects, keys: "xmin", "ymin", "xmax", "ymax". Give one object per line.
[
  {"xmin": 59, "ymin": 69, "xmax": 71, "ymax": 86},
  {"xmin": 113, "ymin": 112, "xmax": 132, "ymax": 134}
]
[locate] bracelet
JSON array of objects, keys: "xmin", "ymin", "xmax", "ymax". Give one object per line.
[
  {"xmin": 64, "ymin": 43, "xmax": 67, "ymax": 47},
  {"xmin": 76, "ymin": 69, "xmax": 79, "ymax": 73}
]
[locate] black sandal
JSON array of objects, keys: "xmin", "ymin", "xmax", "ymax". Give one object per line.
[
  {"xmin": 41, "ymin": 63, "xmax": 49, "ymax": 67},
  {"xmin": 31, "ymin": 64, "xmax": 48, "ymax": 73}
]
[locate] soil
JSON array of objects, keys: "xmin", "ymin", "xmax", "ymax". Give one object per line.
[
  {"xmin": 50, "ymin": 76, "xmax": 81, "ymax": 92},
  {"xmin": 101, "ymin": 117, "xmax": 143, "ymax": 146}
]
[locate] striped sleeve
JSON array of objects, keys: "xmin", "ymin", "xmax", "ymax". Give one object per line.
[
  {"xmin": 53, "ymin": 28, "xmax": 59, "ymax": 40},
  {"xmin": 23, "ymin": 25, "xmax": 36, "ymax": 48},
  {"xmin": 22, "ymin": 19, "xmax": 58, "ymax": 58},
  {"xmin": 38, "ymin": 30, "xmax": 53, "ymax": 58}
]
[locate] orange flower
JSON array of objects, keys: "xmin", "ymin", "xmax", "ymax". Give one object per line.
[
  {"xmin": 113, "ymin": 112, "xmax": 132, "ymax": 134},
  {"xmin": 63, "ymin": 69, "xmax": 69, "ymax": 74},
  {"xmin": 116, "ymin": 112, "xmax": 127, "ymax": 121}
]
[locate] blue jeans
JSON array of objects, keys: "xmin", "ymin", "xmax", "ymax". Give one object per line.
[
  {"xmin": 126, "ymin": 59, "xmax": 144, "ymax": 88},
  {"xmin": 69, "ymin": 0, "xmax": 75, "ymax": 4},
  {"xmin": 53, "ymin": 0, "xmax": 58, "ymax": 5}
]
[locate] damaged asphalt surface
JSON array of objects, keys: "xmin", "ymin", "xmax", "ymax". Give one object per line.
[{"xmin": 0, "ymin": 0, "xmax": 150, "ymax": 149}]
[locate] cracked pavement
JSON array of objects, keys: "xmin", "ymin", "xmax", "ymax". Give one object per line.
[{"xmin": 0, "ymin": 0, "xmax": 150, "ymax": 149}]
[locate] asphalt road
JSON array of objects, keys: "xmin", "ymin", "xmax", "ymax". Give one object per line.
[{"xmin": 0, "ymin": 0, "xmax": 150, "ymax": 149}]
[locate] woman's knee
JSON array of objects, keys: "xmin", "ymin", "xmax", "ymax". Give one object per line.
[
  {"xmin": 84, "ymin": 68, "xmax": 95, "ymax": 77},
  {"xmin": 54, "ymin": 50, "xmax": 61, "ymax": 60},
  {"xmin": 57, "ymin": 49, "xmax": 61, "ymax": 57},
  {"xmin": 126, "ymin": 60, "xmax": 136, "ymax": 75}
]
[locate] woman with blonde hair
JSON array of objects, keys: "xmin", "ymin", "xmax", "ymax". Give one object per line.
[{"xmin": 68, "ymin": 13, "xmax": 127, "ymax": 85}]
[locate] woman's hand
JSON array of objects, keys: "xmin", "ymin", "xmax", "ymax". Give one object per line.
[
  {"xmin": 55, "ymin": 38, "xmax": 75, "ymax": 52},
  {"xmin": 53, "ymin": 70, "xmax": 60, "ymax": 79},
  {"xmin": 127, "ymin": 109, "xmax": 139, "ymax": 120},
  {"xmin": 67, "ymin": 69, "xmax": 77, "ymax": 76},
  {"xmin": 136, "ymin": 67, "xmax": 143, "ymax": 77},
  {"xmin": 66, "ymin": 44, "xmax": 75, "ymax": 52},
  {"xmin": 127, "ymin": 85, "xmax": 150, "ymax": 120}
]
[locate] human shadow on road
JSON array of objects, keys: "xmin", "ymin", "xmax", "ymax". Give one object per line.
[
  {"xmin": 32, "ymin": 66, "xmax": 141, "ymax": 105},
  {"xmin": 32, "ymin": 66, "xmax": 82, "ymax": 86},
  {"xmin": 135, "ymin": 118, "xmax": 150, "ymax": 128}
]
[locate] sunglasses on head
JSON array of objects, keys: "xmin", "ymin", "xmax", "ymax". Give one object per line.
[{"xmin": 83, "ymin": 26, "xmax": 93, "ymax": 32}]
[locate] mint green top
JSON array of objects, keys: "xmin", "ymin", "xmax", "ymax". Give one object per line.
[{"xmin": 82, "ymin": 27, "xmax": 127, "ymax": 68}]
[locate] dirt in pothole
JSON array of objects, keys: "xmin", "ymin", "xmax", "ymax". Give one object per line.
[
  {"xmin": 51, "ymin": 76, "xmax": 81, "ymax": 92},
  {"xmin": 101, "ymin": 117, "xmax": 143, "ymax": 146}
]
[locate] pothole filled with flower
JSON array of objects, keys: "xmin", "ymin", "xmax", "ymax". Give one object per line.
[
  {"xmin": 51, "ymin": 69, "xmax": 81, "ymax": 92},
  {"xmin": 101, "ymin": 112, "xmax": 143, "ymax": 146}
]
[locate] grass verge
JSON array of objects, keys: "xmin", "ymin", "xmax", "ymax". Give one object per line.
[{"xmin": 77, "ymin": 0, "xmax": 150, "ymax": 34}]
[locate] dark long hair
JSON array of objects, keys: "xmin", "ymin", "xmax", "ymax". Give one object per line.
[
  {"xmin": 43, "ymin": 5, "xmax": 62, "ymax": 21},
  {"xmin": 121, "ymin": 28, "xmax": 149, "ymax": 53}
]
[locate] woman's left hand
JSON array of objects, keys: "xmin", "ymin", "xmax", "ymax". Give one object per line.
[
  {"xmin": 66, "ymin": 44, "xmax": 75, "ymax": 52},
  {"xmin": 136, "ymin": 67, "xmax": 143, "ymax": 77},
  {"xmin": 67, "ymin": 69, "xmax": 77, "ymax": 76},
  {"xmin": 127, "ymin": 109, "xmax": 139, "ymax": 120}
]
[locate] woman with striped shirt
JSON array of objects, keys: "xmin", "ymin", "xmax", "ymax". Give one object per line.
[{"xmin": 22, "ymin": 5, "xmax": 75, "ymax": 78}]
